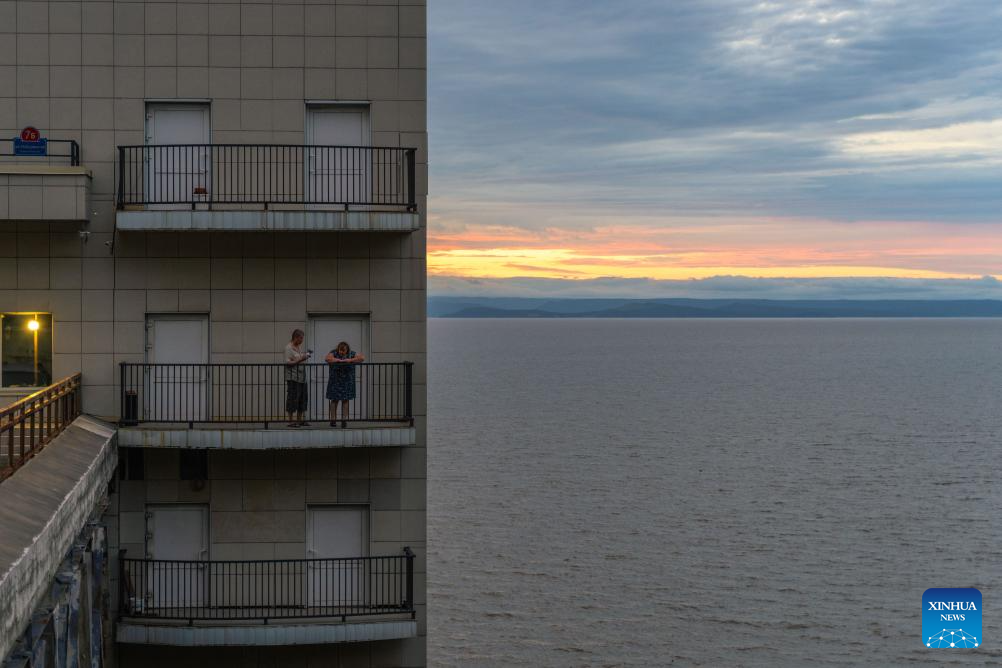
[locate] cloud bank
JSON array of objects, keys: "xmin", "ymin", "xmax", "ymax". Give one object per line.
[
  {"xmin": 430, "ymin": 275, "xmax": 1002, "ymax": 301},
  {"xmin": 428, "ymin": 1, "xmax": 1002, "ymax": 295}
]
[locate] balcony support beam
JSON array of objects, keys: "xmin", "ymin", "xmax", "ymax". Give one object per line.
[
  {"xmin": 116, "ymin": 209, "xmax": 419, "ymax": 232},
  {"xmin": 118, "ymin": 426, "xmax": 416, "ymax": 450},
  {"xmin": 116, "ymin": 620, "xmax": 417, "ymax": 647}
]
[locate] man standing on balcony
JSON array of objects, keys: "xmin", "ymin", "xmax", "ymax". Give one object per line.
[{"xmin": 284, "ymin": 329, "xmax": 311, "ymax": 427}]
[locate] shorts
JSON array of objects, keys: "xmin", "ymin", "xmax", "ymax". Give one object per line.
[{"xmin": 286, "ymin": 381, "xmax": 308, "ymax": 414}]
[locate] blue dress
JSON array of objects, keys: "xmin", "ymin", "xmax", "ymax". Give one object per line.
[{"xmin": 326, "ymin": 350, "xmax": 357, "ymax": 401}]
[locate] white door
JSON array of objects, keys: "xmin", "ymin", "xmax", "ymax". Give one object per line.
[
  {"xmin": 306, "ymin": 106, "xmax": 370, "ymax": 206},
  {"xmin": 146, "ymin": 505, "xmax": 209, "ymax": 612},
  {"xmin": 146, "ymin": 316, "xmax": 209, "ymax": 422},
  {"xmin": 146, "ymin": 104, "xmax": 211, "ymax": 206},
  {"xmin": 307, "ymin": 506, "xmax": 368, "ymax": 608},
  {"xmin": 309, "ymin": 316, "xmax": 370, "ymax": 420},
  {"xmin": 310, "ymin": 316, "xmax": 369, "ymax": 361}
]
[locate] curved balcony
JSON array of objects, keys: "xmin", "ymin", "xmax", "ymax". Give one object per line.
[{"xmin": 1, "ymin": 139, "xmax": 90, "ymax": 223}]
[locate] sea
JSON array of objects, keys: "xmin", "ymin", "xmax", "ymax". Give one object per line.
[{"xmin": 426, "ymin": 318, "xmax": 1002, "ymax": 667}]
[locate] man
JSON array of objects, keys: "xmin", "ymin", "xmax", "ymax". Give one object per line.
[{"xmin": 284, "ymin": 329, "xmax": 311, "ymax": 427}]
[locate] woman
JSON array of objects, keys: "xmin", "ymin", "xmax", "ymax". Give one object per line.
[{"xmin": 325, "ymin": 341, "xmax": 365, "ymax": 427}]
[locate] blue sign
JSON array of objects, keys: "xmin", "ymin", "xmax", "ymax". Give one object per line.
[
  {"xmin": 14, "ymin": 137, "xmax": 47, "ymax": 156},
  {"xmin": 923, "ymin": 588, "xmax": 981, "ymax": 648}
]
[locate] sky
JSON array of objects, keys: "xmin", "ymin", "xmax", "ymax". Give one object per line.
[{"xmin": 426, "ymin": 0, "xmax": 1002, "ymax": 299}]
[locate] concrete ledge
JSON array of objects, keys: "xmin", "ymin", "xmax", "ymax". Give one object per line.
[
  {"xmin": 116, "ymin": 209, "xmax": 419, "ymax": 232},
  {"xmin": 118, "ymin": 426, "xmax": 415, "ymax": 449},
  {"xmin": 0, "ymin": 416, "xmax": 117, "ymax": 662},
  {"xmin": 116, "ymin": 620, "xmax": 417, "ymax": 647},
  {"xmin": 0, "ymin": 166, "xmax": 92, "ymax": 176},
  {"xmin": 0, "ymin": 171, "xmax": 92, "ymax": 222}
]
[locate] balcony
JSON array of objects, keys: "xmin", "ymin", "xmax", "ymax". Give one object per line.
[
  {"xmin": 0, "ymin": 139, "xmax": 90, "ymax": 223},
  {"xmin": 117, "ymin": 550, "xmax": 417, "ymax": 647},
  {"xmin": 118, "ymin": 362, "xmax": 415, "ymax": 449},
  {"xmin": 115, "ymin": 144, "xmax": 418, "ymax": 232}
]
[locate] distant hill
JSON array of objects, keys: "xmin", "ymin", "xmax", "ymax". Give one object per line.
[{"xmin": 430, "ymin": 298, "xmax": 1002, "ymax": 318}]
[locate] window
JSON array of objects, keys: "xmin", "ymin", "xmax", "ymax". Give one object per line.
[{"xmin": 1, "ymin": 313, "xmax": 53, "ymax": 388}]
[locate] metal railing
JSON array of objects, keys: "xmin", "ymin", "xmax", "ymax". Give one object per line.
[
  {"xmin": 116, "ymin": 144, "xmax": 417, "ymax": 210},
  {"xmin": 0, "ymin": 138, "xmax": 80, "ymax": 166},
  {"xmin": 119, "ymin": 549, "xmax": 416, "ymax": 623},
  {"xmin": 0, "ymin": 374, "xmax": 82, "ymax": 481},
  {"xmin": 119, "ymin": 362, "xmax": 413, "ymax": 427}
]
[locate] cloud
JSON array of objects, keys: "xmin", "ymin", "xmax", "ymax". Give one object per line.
[
  {"xmin": 428, "ymin": 1, "xmax": 1002, "ymax": 291},
  {"xmin": 839, "ymin": 119, "xmax": 1002, "ymax": 164},
  {"xmin": 429, "ymin": 274, "xmax": 1002, "ymax": 300}
]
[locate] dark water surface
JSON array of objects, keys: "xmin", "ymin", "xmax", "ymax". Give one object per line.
[{"xmin": 427, "ymin": 319, "xmax": 1002, "ymax": 666}]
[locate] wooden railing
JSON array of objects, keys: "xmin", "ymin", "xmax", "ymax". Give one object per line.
[{"xmin": 0, "ymin": 374, "xmax": 82, "ymax": 481}]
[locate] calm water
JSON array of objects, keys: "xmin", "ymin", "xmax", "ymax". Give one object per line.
[{"xmin": 427, "ymin": 319, "xmax": 1002, "ymax": 667}]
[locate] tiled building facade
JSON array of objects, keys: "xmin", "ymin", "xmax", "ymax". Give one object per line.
[{"xmin": 0, "ymin": 1, "xmax": 428, "ymax": 665}]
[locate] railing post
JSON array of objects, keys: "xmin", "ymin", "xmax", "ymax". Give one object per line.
[
  {"xmin": 119, "ymin": 363, "xmax": 125, "ymax": 425},
  {"xmin": 61, "ymin": 386, "xmax": 67, "ymax": 431},
  {"xmin": 405, "ymin": 362, "xmax": 414, "ymax": 425},
  {"xmin": 117, "ymin": 147, "xmax": 125, "ymax": 209},
  {"xmin": 406, "ymin": 149, "xmax": 417, "ymax": 211},
  {"xmin": 403, "ymin": 547, "xmax": 415, "ymax": 617},
  {"xmin": 118, "ymin": 549, "xmax": 127, "ymax": 617},
  {"xmin": 6, "ymin": 418, "xmax": 13, "ymax": 471}
]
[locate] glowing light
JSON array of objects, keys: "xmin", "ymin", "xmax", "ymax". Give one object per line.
[{"xmin": 27, "ymin": 319, "xmax": 39, "ymax": 332}]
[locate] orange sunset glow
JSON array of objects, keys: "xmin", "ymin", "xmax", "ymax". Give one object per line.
[{"xmin": 426, "ymin": 218, "xmax": 1002, "ymax": 282}]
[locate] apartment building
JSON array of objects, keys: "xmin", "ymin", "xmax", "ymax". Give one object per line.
[{"xmin": 0, "ymin": 1, "xmax": 427, "ymax": 666}]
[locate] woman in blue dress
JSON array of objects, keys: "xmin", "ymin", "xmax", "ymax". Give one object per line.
[{"xmin": 325, "ymin": 341, "xmax": 365, "ymax": 427}]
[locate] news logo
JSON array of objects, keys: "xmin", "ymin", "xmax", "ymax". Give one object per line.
[{"xmin": 923, "ymin": 588, "xmax": 981, "ymax": 649}]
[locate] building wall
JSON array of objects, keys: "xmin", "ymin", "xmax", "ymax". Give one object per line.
[
  {"xmin": 109, "ymin": 447, "xmax": 427, "ymax": 667},
  {"xmin": 0, "ymin": 0, "xmax": 429, "ymax": 417},
  {"xmin": 115, "ymin": 449, "xmax": 426, "ymax": 560},
  {"xmin": 1, "ymin": 1, "xmax": 428, "ymax": 666}
]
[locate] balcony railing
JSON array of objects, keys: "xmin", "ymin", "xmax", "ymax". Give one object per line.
[
  {"xmin": 119, "ymin": 363, "xmax": 413, "ymax": 427},
  {"xmin": 1, "ymin": 138, "xmax": 80, "ymax": 166},
  {"xmin": 0, "ymin": 374, "xmax": 82, "ymax": 481},
  {"xmin": 116, "ymin": 145, "xmax": 417, "ymax": 211},
  {"xmin": 119, "ymin": 549, "xmax": 416, "ymax": 623}
]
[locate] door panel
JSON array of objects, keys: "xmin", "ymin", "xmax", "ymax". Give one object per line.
[
  {"xmin": 307, "ymin": 506, "xmax": 368, "ymax": 607},
  {"xmin": 146, "ymin": 104, "xmax": 211, "ymax": 205},
  {"xmin": 309, "ymin": 316, "xmax": 369, "ymax": 419},
  {"xmin": 306, "ymin": 106, "xmax": 370, "ymax": 206},
  {"xmin": 146, "ymin": 505, "xmax": 209, "ymax": 611},
  {"xmin": 310, "ymin": 317, "xmax": 368, "ymax": 360},
  {"xmin": 146, "ymin": 316, "xmax": 209, "ymax": 422}
]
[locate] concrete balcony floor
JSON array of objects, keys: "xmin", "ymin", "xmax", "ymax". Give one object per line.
[
  {"xmin": 117, "ymin": 618, "xmax": 417, "ymax": 647},
  {"xmin": 115, "ymin": 209, "xmax": 419, "ymax": 232},
  {"xmin": 117, "ymin": 423, "xmax": 416, "ymax": 449}
]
